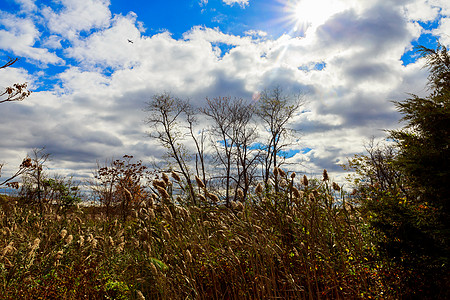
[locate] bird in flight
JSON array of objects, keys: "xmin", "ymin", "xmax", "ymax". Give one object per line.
[{"xmin": 128, "ymin": 39, "xmax": 133, "ymax": 43}]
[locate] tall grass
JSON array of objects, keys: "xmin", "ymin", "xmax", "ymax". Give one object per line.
[{"xmin": 0, "ymin": 170, "xmax": 390, "ymax": 299}]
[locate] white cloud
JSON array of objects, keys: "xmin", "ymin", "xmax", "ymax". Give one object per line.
[
  {"xmin": 404, "ymin": 1, "xmax": 440, "ymax": 22},
  {"xmin": 429, "ymin": 0, "xmax": 450, "ymax": 16},
  {"xmin": 223, "ymin": 0, "xmax": 249, "ymax": 8},
  {"xmin": 65, "ymin": 12, "xmax": 142, "ymax": 69},
  {"xmin": 42, "ymin": 0, "xmax": 111, "ymax": 40},
  {"xmin": 14, "ymin": 0, "xmax": 37, "ymax": 13},
  {"xmin": 0, "ymin": 12, "xmax": 63, "ymax": 64},
  {"xmin": 433, "ymin": 17, "xmax": 450, "ymax": 46},
  {"xmin": 245, "ymin": 30, "xmax": 267, "ymax": 37}
]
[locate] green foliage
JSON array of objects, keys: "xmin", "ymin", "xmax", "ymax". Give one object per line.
[
  {"xmin": 42, "ymin": 177, "xmax": 81, "ymax": 210},
  {"xmin": 347, "ymin": 43, "xmax": 450, "ymax": 299}
]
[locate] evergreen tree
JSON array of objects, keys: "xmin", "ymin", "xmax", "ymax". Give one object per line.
[{"xmin": 349, "ymin": 44, "xmax": 449, "ymax": 299}]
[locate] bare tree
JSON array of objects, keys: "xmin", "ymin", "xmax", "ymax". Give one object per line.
[
  {"xmin": 0, "ymin": 57, "xmax": 31, "ymax": 104},
  {"xmin": 0, "ymin": 157, "xmax": 33, "ymax": 187},
  {"xmin": 184, "ymin": 103, "xmax": 208, "ymax": 191},
  {"xmin": 19, "ymin": 148, "xmax": 50, "ymax": 214},
  {"xmin": 92, "ymin": 155, "xmax": 149, "ymax": 220},
  {"xmin": 256, "ymin": 87, "xmax": 303, "ymax": 193},
  {"xmin": 201, "ymin": 97, "xmax": 236, "ymax": 205},
  {"xmin": 201, "ymin": 97, "xmax": 258, "ymax": 205},
  {"xmin": 0, "ymin": 58, "xmax": 32, "ymax": 186},
  {"xmin": 230, "ymin": 99, "xmax": 259, "ymax": 201},
  {"xmin": 145, "ymin": 93, "xmax": 197, "ymax": 204}
]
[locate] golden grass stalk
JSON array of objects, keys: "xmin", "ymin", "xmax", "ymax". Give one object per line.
[
  {"xmin": 237, "ymin": 189, "xmax": 244, "ymax": 200},
  {"xmin": 55, "ymin": 250, "xmax": 63, "ymax": 261},
  {"xmin": 156, "ymin": 186, "xmax": 170, "ymax": 199},
  {"xmin": 149, "ymin": 262, "xmax": 158, "ymax": 275},
  {"xmin": 292, "ymin": 187, "xmax": 301, "ymax": 199},
  {"xmin": 206, "ymin": 192, "xmax": 220, "ymax": 203},
  {"xmin": 332, "ymin": 182, "xmax": 341, "ymax": 191},
  {"xmin": 162, "ymin": 173, "xmax": 170, "ymax": 185},
  {"xmin": 136, "ymin": 290, "xmax": 146, "ymax": 300},
  {"xmin": 195, "ymin": 176, "xmax": 205, "ymax": 189},
  {"xmin": 1, "ymin": 241, "xmax": 14, "ymax": 258},
  {"xmin": 185, "ymin": 249, "xmax": 193, "ymax": 263},
  {"xmin": 153, "ymin": 179, "xmax": 166, "ymax": 189},
  {"xmin": 65, "ymin": 234, "xmax": 73, "ymax": 245},
  {"xmin": 301, "ymin": 175, "xmax": 308, "ymax": 186},
  {"xmin": 171, "ymin": 171, "xmax": 181, "ymax": 182},
  {"xmin": 116, "ymin": 242, "xmax": 125, "ymax": 253},
  {"xmin": 255, "ymin": 183, "xmax": 263, "ymax": 195},
  {"xmin": 60, "ymin": 229, "xmax": 68, "ymax": 240},
  {"xmin": 198, "ymin": 194, "xmax": 206, "ymax": 202}
]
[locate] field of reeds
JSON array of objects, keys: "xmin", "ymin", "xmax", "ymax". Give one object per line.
[{"xmin": 0, "ymin": 169, "xmax": 401, "ymax": 300}]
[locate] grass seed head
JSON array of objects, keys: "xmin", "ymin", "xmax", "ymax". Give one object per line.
[
  {"xmin": 255, "ymin": 183, "xmax": 263, "ymax": 195},
  {"xmin": 301, "ymin": 175, "xmax": 308, "ymax": 186},
  {"xmin": 163, "ymin": 205, "xmax": 173, "ymax": 221},
  {"xmin": 198, "ymin": 194, "xmax": 206, "ymax": 202},
  {"xmin": 332, "ymin": 182, "xmax": 341, "ymax": 191},
  {"xmin": 322, "ymin": 169, "xmax": 329, "ymax": 181},
  {"xmin": 55, "ymin": 250, "xmax": 63, "ymax": 261},
  {"xmin": 273, "ymin": 167, "xmax": 279, "ymax": 177},
  {"xmin": 153, "ymin": 179, "xmax": 166, "ymax": 189},
  {"xmin": 31, "ymin": 238, "xmax": 40, "ymax": 251},
  {"xmin": 136, "ymin": 290, "xmax": 146, "ymax": 300},
  {"xmin": 65, "ymin": 234, "xmax": 73, "ymax": 245},
  {"xmin": 116, "ymin": 242, "xmax": 125, "ymax": 253},
  {"xmin": 149, "ymin": 262, "xmax": 158, "ymax": 275},
  {"xmin": 156, "ymin": 186, "xmax": 170, "ymax": 199},
  {"xmin": 171, "ymin": 171, "xmax": 181, "ymax": 182},
  {"xmin": 162, "ymin": 173, "xmax": 170, "ymax": 185},
  {"xmin": 1, "ymin": 242, "xmax": 15, "ymax": 257},
  {"xmin": 237, "ymin": 189, "xmax": 244, "ymax": 200},
  {"xmin": 206, "ymin": 192, "xmax": 220, "ymax": 203},
  {"xmin": 185, "ymin": 249, "xmax": 193, "ymax": 263},
  {"xmin": 195, "ymin": 176, "xmax": 205, "ymax": 189},
  {"xmin": 292, "ymin": 187, "xmax": 301, "ymax": 198},
  {"xmin": 60, "ymin": 229, "xmax": 68, "ymax": 240}
]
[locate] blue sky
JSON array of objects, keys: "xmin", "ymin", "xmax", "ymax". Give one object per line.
[{"xmin": 1, "ymin": 0, "xmax": 449, "ymax": 183}]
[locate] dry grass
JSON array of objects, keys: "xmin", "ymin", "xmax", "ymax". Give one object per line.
[{"xmin": 0, "ymin": 172, "xmax": 389, "ymax": 299}]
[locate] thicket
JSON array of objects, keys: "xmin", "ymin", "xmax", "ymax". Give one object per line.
[
  {"xmin": 1, "ymin": 44, "xmax": 449, "ymax": 299},
  {"xmin": 346, "ymin": 44, "xmax": 450, "ymax": 299}
]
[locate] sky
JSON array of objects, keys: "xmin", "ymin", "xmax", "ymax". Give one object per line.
[{"xmin": 0, "ymin": 0, "xmax": 449, "ymax": 186}]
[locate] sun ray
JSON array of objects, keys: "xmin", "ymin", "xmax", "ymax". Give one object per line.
[{"xmin": 286, "ymin": 0, "xmax": 347, "ymax": 35}]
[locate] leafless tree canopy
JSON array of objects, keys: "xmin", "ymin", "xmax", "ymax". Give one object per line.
[
  {"xmin": 144, "ymin": 88, "xmax": 303, "ymax": 206},
  {"xmin": 0, "ymin": 57, "xmax": 31, "ymax": 104}
]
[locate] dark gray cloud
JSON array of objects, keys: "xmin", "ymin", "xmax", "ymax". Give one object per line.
[{"xmin": 317, "ymin": 4, "xmax": 411, "ymax": 55}]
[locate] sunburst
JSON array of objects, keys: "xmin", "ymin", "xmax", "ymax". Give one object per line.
[{"xmin": 287, "ymin": 0, "xmax": 346, "ymax": 34}]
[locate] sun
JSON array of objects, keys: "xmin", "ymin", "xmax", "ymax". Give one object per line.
[{"xmin": 290, "ymin": 0, "xmax": 346, "ymax": 32}]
